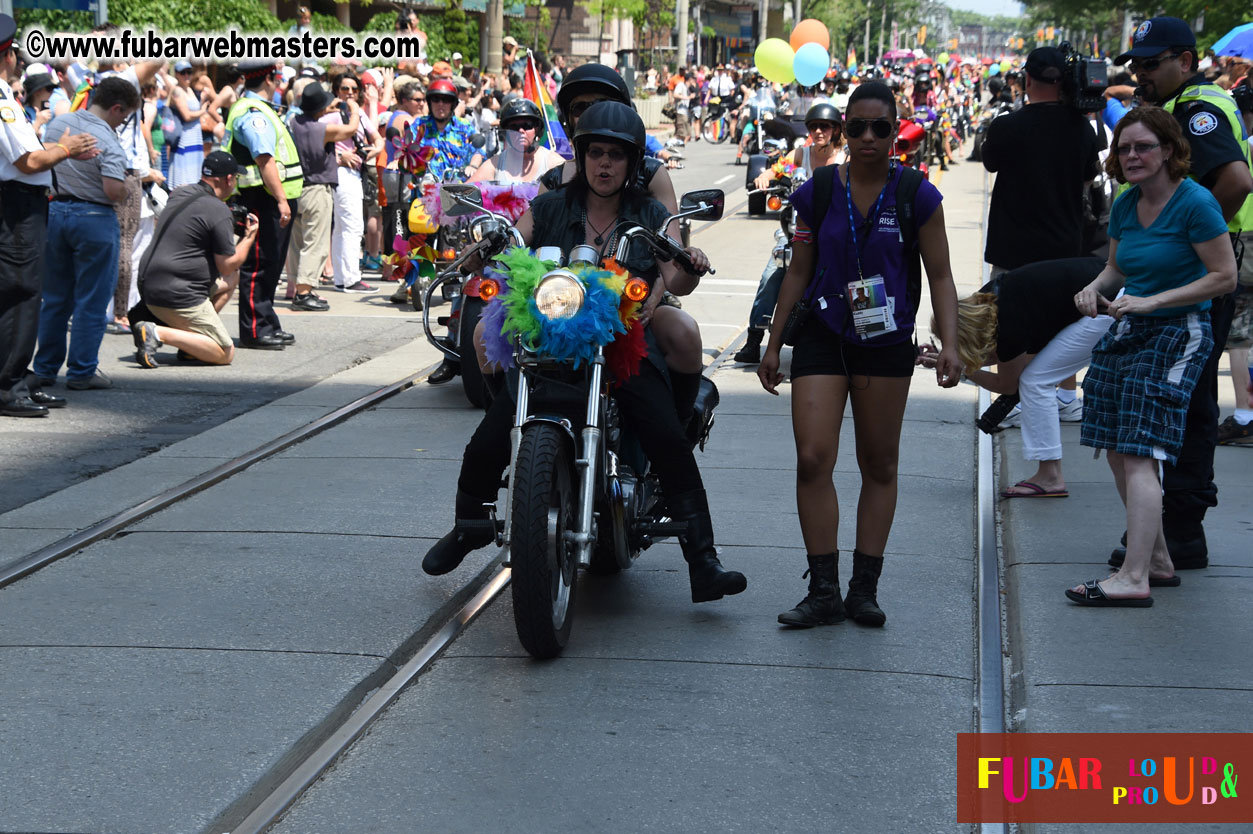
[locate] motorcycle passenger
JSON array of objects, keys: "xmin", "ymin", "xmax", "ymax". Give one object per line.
[
  {"xmin": 758, "ymin": 82, "xmax": 962, "ymax": 628},
  {"xmin": 424, "ymin": 101, "xmax": 748, "ymax": 606},
  {"xmin": 415, "ymin": 77, "xmax": 483, "ymax": 384},
  {"xmin": 468, "ymin": 97, "xmax": 563, "ymax": 183},
  {"xmin": 736, "ymin": 103, "xmax": 844, "ymax": 364},
  {"xmin": 539, "ymin": 63, "xmax": 706, "ymax": 429}
]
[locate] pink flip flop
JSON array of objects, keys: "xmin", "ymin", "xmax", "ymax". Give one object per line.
[{"xmin": 1001, "ymin": 480, "xmax": 1069, "ymax": 499}]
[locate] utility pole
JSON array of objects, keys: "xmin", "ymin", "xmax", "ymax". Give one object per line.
[
  {"xmin": 877, "ymin": 0, "xmax": 886, "ymax": 65},
  {"xmin": 863, "ymin": 0, "xmax": 871, "ymax": 65},
  {"xmin": 676, "ymin": 0, "xmax": 689, "ymax": 66},
  {"xmin": 757, "ymin": 0, "xmax": 768, "ymax": 45},
  {"xmin": 486, "ymin": 0, "xmax": 503, "ymax": 74}
]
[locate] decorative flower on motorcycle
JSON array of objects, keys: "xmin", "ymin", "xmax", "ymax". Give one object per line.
[
  {"xmin": 770, "ymin": 157, "xmax": 798, "ymax": 179},
  {"xmin": 383, "ymin": 233, "xmax": 438, "ymax": 283},
  {"xmin": 420, "ymin": 181, "xmax": 540, "ymax": 226},
  {"xmin": 479, "ymin": 247, "xmax": 649, "ymax": 381},
  {"xmin": 398, "ymin": 129, "xmax": 437, "ymax": 177}
]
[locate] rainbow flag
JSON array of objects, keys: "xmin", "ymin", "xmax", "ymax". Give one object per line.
[{"xmin": 523, "ymin": 55, "xmax": 573, "ymax": 159}]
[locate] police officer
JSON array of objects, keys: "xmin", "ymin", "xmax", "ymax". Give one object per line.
[
  {"xmin": 0, "ymin": 14, "xmax": 97, "ymax": 417},
  {"xmin": 1109, "ymin": 16, "xmax": 1253, "ymax": 569},
  {"xmin": 224, "ymin": 59, "xmax": 304, "ymax": 350}
]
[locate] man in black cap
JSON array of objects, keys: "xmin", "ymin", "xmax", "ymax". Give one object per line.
[
  {"xmin": 1106, "ymin": 16, "xmax": 1253, "ymax": 570},
  {"xmin": 132, "ymin": 151, "xmax": 259, "ymax": 368},
  {"xmin": 982, "ymin": 47, "xmax": 1101, "ymax": 275},
  {"xmin": 223, "ymin": 59, "xmax": 304, "ymax": 349},
  {"xmin": 0, "ymin": 13, "xmax": 97, "ymax": 416},
  {"xmin": 287, "ymin": 80, "xmax": 359, "ymax": 310}
]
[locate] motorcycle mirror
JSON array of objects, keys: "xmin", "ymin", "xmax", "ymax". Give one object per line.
[
  {"xmin": 469, "ymin": 132, "xmax": 487, "ymax": 148},
  {"xmin": 441, "ymin": 183, "xmax": 482, "ymax": 216},
  {"xmin": 679, "ymin": 189, "xmax": 725, "ymax": 222}
]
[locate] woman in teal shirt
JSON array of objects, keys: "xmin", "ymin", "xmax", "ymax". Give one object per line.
[{"xmin": 1069, "ymin": 106, "xmax": 1237, "ymax": 608}]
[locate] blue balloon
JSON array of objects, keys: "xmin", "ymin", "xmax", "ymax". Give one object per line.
[{"xmin": 793, "ymin": 42, "xmax": 831, "ymax": 87}]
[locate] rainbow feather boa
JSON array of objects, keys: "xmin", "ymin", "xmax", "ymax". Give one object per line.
[
  {"xmin": 421, "ymin": 181, "xmax": 541, "ymax": 226},
  {"xmin": 479, "ymin": 247, "xmax": 648, "ymax": 381}
]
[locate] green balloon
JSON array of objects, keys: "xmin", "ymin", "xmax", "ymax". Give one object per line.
[
  {"xmin": 755, "ymin": 38, "xmax": 796, "ymax": 85},
  {"xmin": 1000, "ymin": 59, "xmax": 1012, "ymax": 73},
  {"xmin": 938, "ymin": 51, "xmax": 950, "ymax": 64}
]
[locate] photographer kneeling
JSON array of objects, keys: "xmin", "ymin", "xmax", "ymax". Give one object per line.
[{"xmin": 132, "ymin": 151, "xmax": 259, "ymax": 367}]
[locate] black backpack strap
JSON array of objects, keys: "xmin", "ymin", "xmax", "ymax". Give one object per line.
[
  {"xmin": 809, "ymin": 163, "xmax": 836, "ymax": 237},
  {"xmin": 895, "ymin": 165, "xmax": 925, "ymax": 318}
]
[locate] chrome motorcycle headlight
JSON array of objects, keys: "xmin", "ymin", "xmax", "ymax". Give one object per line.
[{"xmin": 534, "ymin": 270, "xmax": 585, "ymax": 320}]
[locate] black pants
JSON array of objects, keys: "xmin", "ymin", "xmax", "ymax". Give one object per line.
[
  {"xmin": 236, "ymin": 189, "xmax": 295, "ymax": 340},
  {"xmin": 457, "ymin": 361, "xmax": 704, "ymax": 501},
  {"xmin": 1161, "ymin": 291, "xmax": 1235, "ymax": 533},
  {"xmin": 0, "ymin": 182, "xmax": 48, "ymax": 403}
]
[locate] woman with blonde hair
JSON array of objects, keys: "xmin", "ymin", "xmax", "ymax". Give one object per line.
[
  {"xmin": 920, "ymin": 257, "xmax": 1113, "ymax": 498},
  {"xmin": 1068, "ymin": 105, "xmax": 1236, "ymax": 607}
]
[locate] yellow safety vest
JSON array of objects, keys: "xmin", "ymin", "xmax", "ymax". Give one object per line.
[
  {"xmin": 1165, "ymin": 83, "xmax": 1253, "ymax": 233},
  {"xmin": 224, "ymin": 97, "xmax": 304, "ymax": 199}
]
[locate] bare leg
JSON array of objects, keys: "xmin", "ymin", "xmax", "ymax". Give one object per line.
[
  {"xmin": 1076, "ymin": 451, "xmax": 1159, "ymax": 597},
  {"xmin": 650, "ymin": 305, "xmax": 703, "ymax": 374},
  {"xmin": 152, "ymin": 325, "xmax": 234, "ymax": 365},
  {"xmin": 1230, "ymin": 348, "xmax": 1250, "ymax": 410},
  {"xmin": 791, "ymin": 374, "xmax": 850, "ymax": 555},
  {"xmin": 848, "ymin": 375, "xmax": 911, "ymax": 556}
]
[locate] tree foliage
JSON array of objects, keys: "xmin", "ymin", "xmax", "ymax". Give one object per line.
[
  {"xmin": 362, "ymin": 7, "xmax": 479, "ymax": 63},
  {"xmin": 802, "ymin": 0, "xmax": 925, "ymax": 63},
  {"xmin": 1020, "ymin": 0, "xmax": 1251, "ymax": 51},
  {"xmin": 16, "ymin": 0, "xmax": 281, "ymax": 33}
]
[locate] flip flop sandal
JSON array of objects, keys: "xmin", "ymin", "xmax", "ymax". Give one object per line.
[
  {"xmin": 1108, "ymin": 574, "xmax": 1182, "ymax": 587},
  {"xmin": 1001, "ymin": 480, "xmax": 1069, "ymax": 499},
  {"xmin": 1065, "ymin": 579, "xmax": 1153, "ymax": 607}
]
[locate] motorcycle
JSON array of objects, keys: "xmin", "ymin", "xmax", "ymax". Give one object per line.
[
  {"xmin": 424, "ymin": 184, "xmax": 726, "ymax": 658},
  {"xmin": 745, "ymin": 118, "xmax": 799, "ymax": 216},
  {"xmin": 737, "ymin": 84, "xmax": 778, "ymax": 162}
]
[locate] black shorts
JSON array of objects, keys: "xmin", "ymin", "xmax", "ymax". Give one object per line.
[{"xmin": 790, "ymin": 316, "xmax": 917, "ymax": 378}]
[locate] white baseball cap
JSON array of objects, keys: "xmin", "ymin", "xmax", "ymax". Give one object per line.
[{"xmin": 452, "ymin": 52, "xmax": 462, "ymax": 61}]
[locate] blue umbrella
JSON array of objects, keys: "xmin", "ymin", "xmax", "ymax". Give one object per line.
[{"xmin": 1211, "ymin": 22, "xmax": 1253, "ymax": 57}]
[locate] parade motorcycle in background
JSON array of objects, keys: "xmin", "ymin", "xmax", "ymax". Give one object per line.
[
  {"xmin": 423, "ymin": 185, "xmax": 725, "ymax": 658},
  {"xmin": 745, "ymin": 119, "xmax": 801, "ymax": 216}
]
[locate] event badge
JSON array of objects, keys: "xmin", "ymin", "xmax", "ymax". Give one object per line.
[{"xmin": 846, "ymin": 275, "xmax": 896, "ymax": 339}]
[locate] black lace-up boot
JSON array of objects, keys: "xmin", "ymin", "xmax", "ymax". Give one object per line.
[
  {"xmin": 422, "ymin": 490, "xmax": 496, "ymax": 575},
  {"xmin": 844, "ymin": 550, "xmax": 886, "ymax": 627},
  {"xmin": 778, "ymin": 553, "xmax": 845, "ymax": 627},
  {"xmin": 669, "ymin": 489, "xmax": 747, "ymax": 603},
  {"xmin": 733, "ymin": 327, "xmax": 764, "ymax": 364}
]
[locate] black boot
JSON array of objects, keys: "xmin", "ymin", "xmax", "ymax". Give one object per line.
[
  {"xmin": 671, "ymin": 370, "xmax": 702, "ymax": 431},
  {"xmin": 428, "ymin": 359, "xmax": 459, "ymax": 385},
  {"xmin": 733, "ymin": 327, "xmax": 764, "ymax": 364},
  {"xmin": 1109, "ymin": 527, "xmax": 1208, "ymax": 570},
  {"xmin": 422, "ymin": 490, "xmax": 496, "ymax": 575},
  {"xmin": 778, "ymin": 553, "xmax": 845, "ymax": 627},
  {"xmin": 685, "ymin": 376, "xmax": 720, "ymax": 448},
  {"xmin": 844, "ymin": 550, "xmax": 886, "ymax": 626},
  {"xmin": 670, "ymin": 489, "xmax": 747, "ymax": 603}
]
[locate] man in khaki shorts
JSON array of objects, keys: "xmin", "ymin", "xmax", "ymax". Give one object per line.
[{"xmin": 132, "ymin": 151, "xmax": 259, "ymax": 366}]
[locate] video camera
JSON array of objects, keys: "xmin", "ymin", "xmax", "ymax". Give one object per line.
[
  {"xmin": 226, "ymin": 200, "xmax": 251, "ymax": 237},
  {"xmin": 1057, "ymin": 41, "xmax": 1108, "ymax": 113}
]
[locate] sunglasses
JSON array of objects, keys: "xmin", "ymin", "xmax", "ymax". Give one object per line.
[
  {"xmin": 406, "ymin": 96, "xmax": 426, "ymax": 104},
  {"xmin": 568, "ymin": 98, "xmax": 607, "ymax": 118},
  {"xmin": 1115, "ymin": 141, "xmax": 1161, "ymax": 157},
  {"xmin": 1129, "ymin": 52, "xmax": 1180, "ymax": 73},
  {"xmin": 806, "ymin": 121, "xmax": 838, "ymax": 133},
  {"xmin": 585, "ymin": 146, "xmax": 628, "ymax": 162},
  {"xmin": 339, "ymin": 84, "xmax": 358, "ymax": 93},
  {"xmin": 845, "ymin": 118, "xmax": 894, "ymax": 139},
  {"xmin": 504, "ymin": 121, "xmax": 541, "ymax": 132}
]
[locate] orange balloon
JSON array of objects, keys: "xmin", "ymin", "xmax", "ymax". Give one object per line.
[{"xmin": 789, "ymin": 19, "xmax": 830, "ymax": 52}]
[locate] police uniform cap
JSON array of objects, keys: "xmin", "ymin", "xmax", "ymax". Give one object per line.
[
  {"xmin": 0, "ymin": 13, "xmax": 17, "ymax": 54},
  {"xmin": 238, "ymin": 59, "xmax": 281, "ymax": 80},
  {"xmin": 1114, "ymin": 16, "xmax": 1196, "ymax": 65}
]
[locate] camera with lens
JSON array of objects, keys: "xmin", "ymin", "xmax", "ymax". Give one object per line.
[
  {"xmin": 226, "ymin": 200, "xmax": 251, "ymax": 237},
  {"xmin": 1058, "ymin": 41, "xmax": 1108, "ymax": 112}
]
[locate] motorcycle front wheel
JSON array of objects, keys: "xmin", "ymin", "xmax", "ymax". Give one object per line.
[
  {"xmin": 510, "ymin": 423, "xmax": 578, "ymax": 659},
  {"xmin": 458, "ymin": 296, "xmax": 487, "ymax": 409}
]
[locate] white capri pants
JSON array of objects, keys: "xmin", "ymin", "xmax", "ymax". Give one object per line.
[
  {"xmin": 1019, "ymin": 312, "xmax": 1115, "ymax": 460},
  {"xmin": 332, "ymin": 166, "xmax": 365, "ymax": 288}
]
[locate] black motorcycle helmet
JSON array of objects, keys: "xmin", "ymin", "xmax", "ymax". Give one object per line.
[
  {"xmin": 499, "ymin": 96, "xmax": 546, "ymax": 142},
  {"xmin": 804, "ymin": 102, "xmax": 840, "ymax": 130},
  {"xmin": 556, "ymin": 63, "xmax": 632, "ymax": 126},
  {"xmin": 573, "ymin": 100, "xmax": 646, "ymax": 192}
]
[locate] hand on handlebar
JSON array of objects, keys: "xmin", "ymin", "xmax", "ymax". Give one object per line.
[
  {"xmin": 678, "ymin": 246, "xmax": 711, "ymax": 277},
  {"xmin": 753, "ymin": 171, "xmax": 772, "ymax": 191}
]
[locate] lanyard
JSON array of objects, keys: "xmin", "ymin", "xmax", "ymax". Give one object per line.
[{"xmin": 844, "ymin": 162, "xmax": 894, "ymax": 281}]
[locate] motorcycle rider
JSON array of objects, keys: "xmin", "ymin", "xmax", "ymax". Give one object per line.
[
  {"xmin": 1106, "ymin": 16, "xmax": 1253, "ymax": 570},
  {"xmin": 468, "ymin": 97, "xmax": 562, "ymax": 183},
  {"xmin": 736, "ymin": 102, "xmax": 843, "ymax": 364},
  {"xmin": 539, "ymin": 64, "xmax": 707, "ymax": 432},
  {"xmin": 412, "ymin": 77, "xmax": 484, "ymax": 383},
  {"xmin": 423, "ymin": 101, "xmax": 748, "ymax": 605}
]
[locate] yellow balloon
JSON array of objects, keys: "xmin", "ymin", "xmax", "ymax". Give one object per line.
[
  {"xmin": 755, "ymin": 38, "xmax": 796, "ymax": 85},
  {"xmin": 408, "ymin": 199, "xmax": 438, "ymax": 234}
]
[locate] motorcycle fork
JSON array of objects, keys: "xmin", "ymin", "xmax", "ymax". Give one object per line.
[
  {"xmin": 500, "ymin": 373, "xmax": 531, "ymax": 562},
  {"xmin": 571, "ymin": 350, "xmax": 605, "ymax": 567}
]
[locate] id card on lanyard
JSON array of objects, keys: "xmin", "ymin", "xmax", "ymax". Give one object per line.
[{"xmin": 842, "ymin": 164, "xmax": 897, "ymax": 339}]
